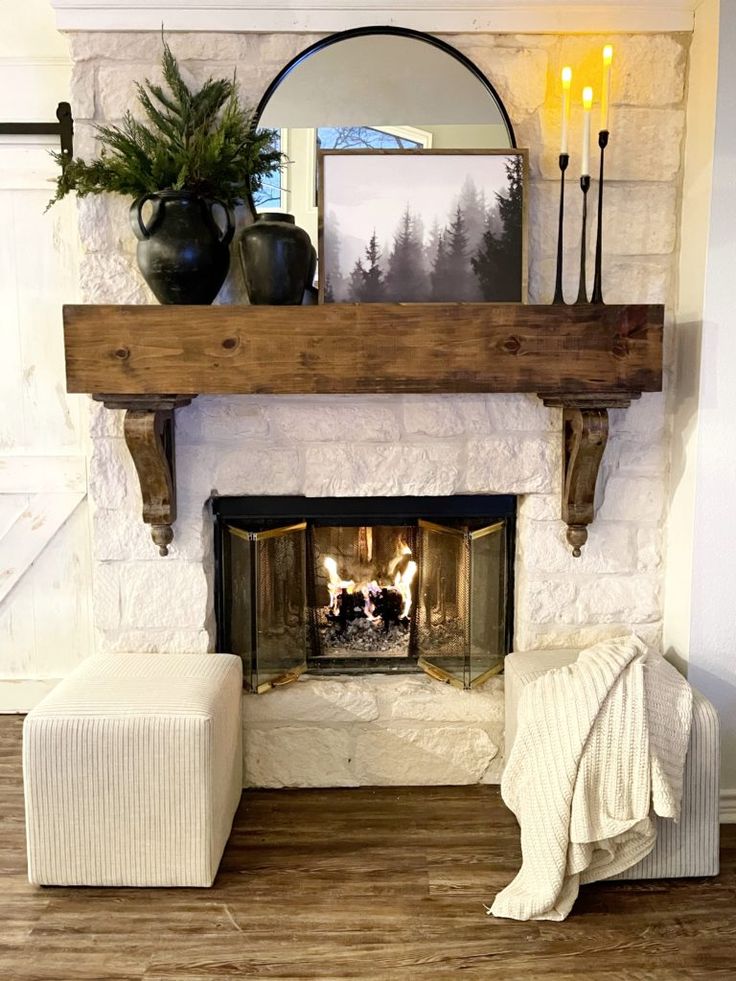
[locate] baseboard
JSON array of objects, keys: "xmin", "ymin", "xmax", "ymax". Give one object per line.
[
  {"xmin": 0, "ymin": 679, "xmax": 61, "ymax": 713},
  {"xmin": 720, "ymin": 790, "xmax": 736, "ymax": 824}
]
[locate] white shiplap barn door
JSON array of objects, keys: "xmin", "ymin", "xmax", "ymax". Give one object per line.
[{"xmin": 0, "ymin": 137, "xmax": 93, "ymax": 710}]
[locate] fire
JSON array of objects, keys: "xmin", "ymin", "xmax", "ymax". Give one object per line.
[
  {"xmin": 388, "ymin": 542, "xmax": 412, "ymax": 577},
  {"xmin": 323, "ymin": 544, "xmax": 417, "ymax": 626},
  {"xmin": 395, "ymin": 560, "xmax": 418, "ymax": 618},
  {"xmin": 324, "ymin": 556, "xmax": 355, "ymax": 612}
]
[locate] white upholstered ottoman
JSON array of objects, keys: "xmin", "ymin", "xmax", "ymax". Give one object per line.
[
  {"xmin": 504, "ymin": 649, "xmax": 720, "ymax": 879},
  {"xmin": 23, "ymin": 653, "xmax": 243, "ymax": 887}
]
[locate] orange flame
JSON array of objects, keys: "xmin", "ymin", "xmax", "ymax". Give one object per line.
[
  {"xmin": 324, "ymin": 545, "xmax": 416, "ymax": 621},
  {"xmin": 394, "ymin": 560, "xmax": 418, "ymax": 618},
  {"xmin": 324, "ymin": 556, "xmax": 355, "ymax": 612}
]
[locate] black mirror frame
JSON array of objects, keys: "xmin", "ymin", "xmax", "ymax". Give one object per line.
[{"xmin": 248, "ymin": 26, "xmax": 517, "ymax": 215}]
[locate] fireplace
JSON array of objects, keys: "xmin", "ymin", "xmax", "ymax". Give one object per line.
[
  {"xmin": 52, "ymin": 19, "xmax": 674, "ymax": 789},
  {"xmin": 213, "ymin": 496, "xmax": 515, "ymax": 692}
]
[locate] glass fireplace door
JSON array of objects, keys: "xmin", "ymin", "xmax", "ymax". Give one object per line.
[
  {"xmin": 416, "ymin": 520, "xmax": 469, "ymax": 687},
  {"xmin": 226, "ymin": 522, "xmax": 308, "ymax": 693},
  {"xmin": 416, "ymin": 519, "xmax": 506, "ymax": 689},
  {"xmin": 468, "ymin": 521, "xmax": 506, "ymax": 686}
]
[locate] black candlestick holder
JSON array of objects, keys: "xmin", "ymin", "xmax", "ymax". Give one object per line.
[
  {"xmin": 591, "ymin": 129, "xmax": 609, "ymax": 304},
  {"xmin": 575, "ymin": 175, "xmax": 591, "ymax": 305},
  {"xmin": 553, "ymin": 152, "xmax": 570, "ymax": 304}
]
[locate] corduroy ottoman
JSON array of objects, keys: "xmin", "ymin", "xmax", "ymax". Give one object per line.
[
  {"xmin": 504, "ymin": 649, "xmax": 720, "ymax": 879},
  {"xmin": 23, "ymin": 653, "xmax": 243, "ymax": 887}
]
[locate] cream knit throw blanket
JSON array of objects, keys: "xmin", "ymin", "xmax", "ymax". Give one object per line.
[{"xmin": 491, "ymin": 635, "xmax": 692, "ymax": 922}]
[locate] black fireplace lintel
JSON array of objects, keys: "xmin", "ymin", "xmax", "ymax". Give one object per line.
[{"xmin": 210, "ymin": 494, "xmax": 517, "ymax": 527}]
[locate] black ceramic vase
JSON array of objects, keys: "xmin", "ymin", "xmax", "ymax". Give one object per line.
[
  {"xmin": 130, "ymin": 191, "xmax": 235, "ymax": 304},
  {"xmin": 239, "ymin": 212, "xmax": 313, "ymax": 305}
]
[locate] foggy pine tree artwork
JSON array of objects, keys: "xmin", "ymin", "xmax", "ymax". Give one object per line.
[{"xmin": 319, "ymin": 150, "xmax": 526, "ymax": 304}]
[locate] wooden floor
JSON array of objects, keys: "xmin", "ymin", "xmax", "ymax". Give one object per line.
[{"xmin": 2, "ymin": 715, "xmax": 736, "ymax": 981}]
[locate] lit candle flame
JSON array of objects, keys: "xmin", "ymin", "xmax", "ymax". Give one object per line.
[{"xmin": 601, "ymin": 45, "xmax": 613, "ymax": 132}]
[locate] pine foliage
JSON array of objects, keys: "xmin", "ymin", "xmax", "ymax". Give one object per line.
[
  {"xmin": 385, "ymin": 206, "xmax": 426, "ymax": 301},
  {"xmin": 471, "ymin": 156, "xmax": 524, "ymax": 301},
  {"xmin": 347, "ymin": 231, "xmax": 385, "ymax": 301},
  {"xmin": 47, "ymin": 40, "xmax": 280, "ymax": 209}
]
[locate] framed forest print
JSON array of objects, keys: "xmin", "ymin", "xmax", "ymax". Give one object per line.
[{"xmin": 318, "ymin": 148, "xmax": 527, "ymax": 304}]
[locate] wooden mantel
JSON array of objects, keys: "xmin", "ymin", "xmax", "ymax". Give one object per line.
[
  {"xmin": 63, "ymin": 302, "xmax": 664, "ymax": 555},
  {"xmin": 64, "ymin": 303, "xmax": 662, "ymax": 396}
]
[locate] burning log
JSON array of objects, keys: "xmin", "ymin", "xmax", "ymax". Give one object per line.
[
  {"xmin": 330, "ymin": 586, "xmax": 365, "ymax": 631},
  {"xmin": 323, "ymin": 548, "xmax": 417, "ymax": 636},
  {"xmin": 372, "ymin": 586, "xmax": 404, "ymax": 633},
  {"xmin": 327, "ymin": 583, "xmax": 406, "ymax": 633}
]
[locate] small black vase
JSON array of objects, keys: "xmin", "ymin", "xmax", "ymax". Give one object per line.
[
  {"xmin": 130, "ymin": 191, "xmax": 235, "ymax": 304},
  {"xmin": 239, "ymin": 212, "xmax": 313, "ymax": 305}
]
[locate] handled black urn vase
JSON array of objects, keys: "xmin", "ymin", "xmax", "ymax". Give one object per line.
[
  {"xmin": 239, "ymin": 212, "xmax": 314, "ymax": 305},
  {"xmin": 130, "ymin": 191, "xmax": 235, "ymax": 304}
]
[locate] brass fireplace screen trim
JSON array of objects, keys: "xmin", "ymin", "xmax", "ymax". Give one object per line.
[
  {"xmin": 417, "ymin": 657, "xmax": 503, "ymax": 690},
  {"xmin": 228, "ymin": 522, "xmax": 308, "ymax": 542}
]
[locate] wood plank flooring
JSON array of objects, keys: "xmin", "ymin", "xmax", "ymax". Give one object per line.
[{"xmin": 2, "ymin": 714, "xmax": 736, "ymax": 981}]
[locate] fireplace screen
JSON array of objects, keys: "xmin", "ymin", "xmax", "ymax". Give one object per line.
[
  {"xmin": 214, "ymin": 496, "xmax": 515, "ymax": 692},
  {"xmin": 227, "ymin": 522, "xmax": 309, "ymax": 693}
]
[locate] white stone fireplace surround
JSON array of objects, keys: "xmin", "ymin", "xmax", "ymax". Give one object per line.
[{"xmin": 74, "ymin": 25, "xmax": 680, "ymax": 788}]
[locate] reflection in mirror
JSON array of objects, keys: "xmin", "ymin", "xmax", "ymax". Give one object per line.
[{"xmin": 253, "ymin": 30, "xmax": 515, "ymax": 264}]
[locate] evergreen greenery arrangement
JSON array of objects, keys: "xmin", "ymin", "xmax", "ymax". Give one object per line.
[{"xmin": 47, "ymin": 40, "xmax": 280, "ymax": 210}]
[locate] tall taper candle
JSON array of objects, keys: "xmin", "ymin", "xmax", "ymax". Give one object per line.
[
  {"xmin": 581, "ymin": 86, "xmax": 593, "ymax": 175},
  {"xmin": 561, "ymin": 66, "xmax": 572, "ymax": 153},
  {"xmin": 601, "ymin": 45, "xmax": 613, "ymax": 132}
]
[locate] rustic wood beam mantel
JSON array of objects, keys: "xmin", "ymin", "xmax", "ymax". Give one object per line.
[
  {"xmin": 65, "ymin": 303, "xmax": 662, "ymax": 397},
  {"xmin": 67, "ymin": 303, "xmax": 664, "ymax": 556}
]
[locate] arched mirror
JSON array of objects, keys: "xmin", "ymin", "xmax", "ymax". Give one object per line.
[{"xmin": 252, "ymin": 28, "xmax": 515, "ymax": 245}]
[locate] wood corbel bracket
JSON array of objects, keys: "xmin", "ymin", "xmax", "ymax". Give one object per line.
[
  {"xmin": 539, "ymin": 393, "xmax": 639, "ymax": 557},
  {"xmin": 94, "ymin": 394, "xmax": 195, "ymax": 556}
]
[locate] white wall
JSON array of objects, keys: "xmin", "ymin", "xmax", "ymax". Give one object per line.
[
  {"xmin": 663, "ymin": 0, "xmax": 736, "ymax": 812},
  {"xmin": 682, "ymin": 0, "xmax": 736, "ymax": 798},
  {"xmin": 0, "ymin": 0, "xmax": 94, "ymax": 710},
  {"xmin": 664, "ymin": 0, "xmax": 718, "ymax": 670},
  {"xmin": 0, "ymin": 0, "xmax": 67, "ymax": 58},
  {"xmin": 0, "ymin": 0, "xmax": 69, "ymax": 120}
]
